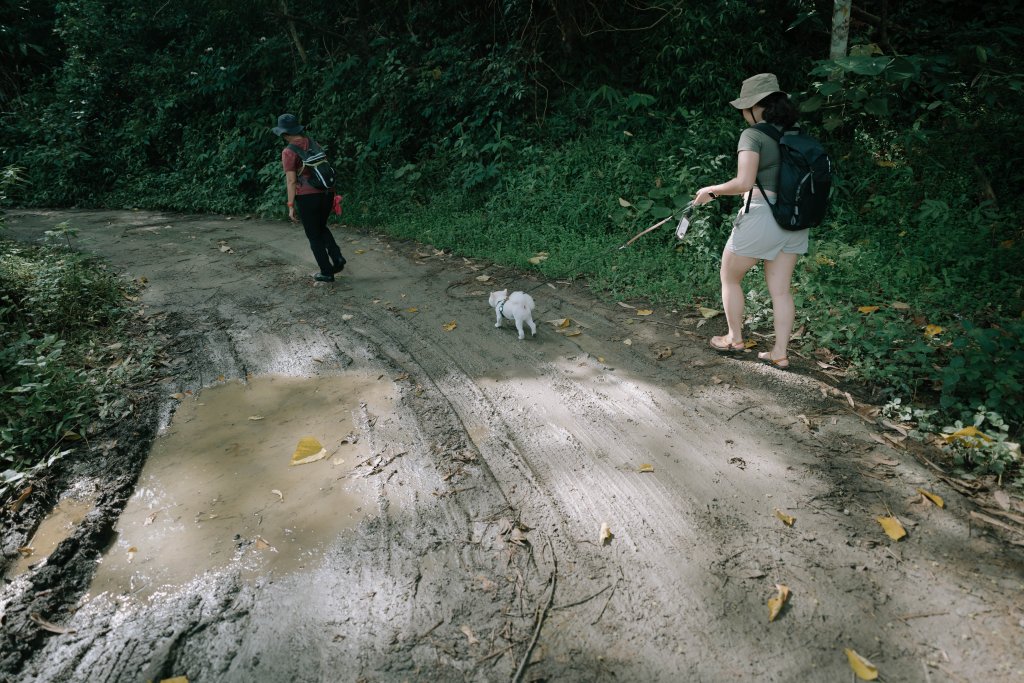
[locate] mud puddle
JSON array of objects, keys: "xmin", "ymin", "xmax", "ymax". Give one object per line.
[
  {"xmin": 88, "ymin": 371, "xmax": 396, "ymax": 600},
  {"xmin": 4, "ymin": 484, "xmax": 99, "ymax": 579}
]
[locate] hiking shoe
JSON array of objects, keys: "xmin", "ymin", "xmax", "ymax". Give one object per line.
[{"xmin": 313, "ymin": 272, "xmax": 335, "ymax": 282}]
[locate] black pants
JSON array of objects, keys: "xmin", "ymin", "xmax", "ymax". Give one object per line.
[{"xmin": 296, "ymin": 192, "xmax": 345, "ymax": 276}]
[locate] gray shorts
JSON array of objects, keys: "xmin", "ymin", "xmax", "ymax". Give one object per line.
[{"xmin": 725, "ymin": 194, "xmax": 809, "ymax": 260}]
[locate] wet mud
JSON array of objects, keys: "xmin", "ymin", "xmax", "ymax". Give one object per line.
[{"xmin": 1, "ymin": 209, "xmax": 1022, "ymax": 682}]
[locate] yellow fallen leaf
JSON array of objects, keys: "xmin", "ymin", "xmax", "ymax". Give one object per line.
[
  {"xmin": 699, "ymin": 306, "xmax": 720, "ymax": 318},
  {"xmin": 597, "ymin": 357, "xmax": 605, "ymax": 363},
  {"xmin": 924, "ymin": 324, "xmax": 943, "ymax": 338},
  {"xmin": 271, "ymin": 489, "xmax": 284, "ymax": 501},
  {"xmin": 290, "ymin": 436, "xmax": 327, "ymax": 465},
  {"xmin": 406, "ymin": 307, "xmax": 419, "ymax": 313},
  {"xmin": 637, "ymin": 309, "xmax": 653, "ymax": 316},
  {"xmin": 546, "ymin": 318, "xmax": 571, "ymax": 328},
  {"xmin": 743, "ymin": 339, "xmax": 758, "ymax": 349},
  {"xmin": 943, "ymin": 425, "xmax": 992, "ymax": 445},
  {"xmin": 527, "ymin": 251, "xmax": 549, "ymax": 265},
  {"xmin": 876, "ymin": 515, "xmax": 907, "ymax": 541},
  {"xmin": 768, "ymin": 584, "xmax": 790, "ymax": 622},
  {"xmin": 354, "ymin": 249, "xmax": 366, "ymax": 254},
  {"xmin": 917, "ymin": 488, "xmax": 944, "ymax": 508},
  {"xmin": 599, "ymin": 522, "xmax": 613, "ymax": 545},
  {"xmin": 774, "ymin": 509, "xmax": 795, "ymax": 527},
  {"xmin": 844, "ymin": 648, "xmax": 879, "ymax": 680},
  {"xmin": 858, "ymin": 305, "xmax": 880, "ymax": 314},
  {"xmin": 442, "ymin": 321, "xmax": 457, "ymax": 331},
  {"xmin": 160, "ymin": 678, "xmax": 189, "ymax": 683},
  {"xmin": 16, "ymin": 546, "xmax": 33, "ymax": 557},
  {"xmin": 638, "ymin": 463, "xmax": 654, "ymax": 473},
  {"xmin": 248, "ymin": 415, "xmax": 265, "ymax": 421}
]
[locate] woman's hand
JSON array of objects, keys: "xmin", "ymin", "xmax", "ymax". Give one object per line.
[
  {"xmin": 288, "ymin": 206, "xmax": 298, "ymax": 223},
  {"xmin": 693, "ymin": 187, "xmax": 718, "ymax": 206}
]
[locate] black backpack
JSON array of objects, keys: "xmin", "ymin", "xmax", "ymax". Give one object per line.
[
  {"xmin": 287, "ymin": 138, "xmax": 336, "ymax": 191},
  {"xmin": 748, "ymin": 122, "xmax": 832, "ymax": 230}
]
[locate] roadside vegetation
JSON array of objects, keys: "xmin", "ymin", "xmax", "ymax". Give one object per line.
[
  {"xmin": 0, "ymin": 0, "xmax": 1021, "ymax": 490},
  {"xmin": 0, "ymin": 171, "xmax": 159, "ymax": 497}
]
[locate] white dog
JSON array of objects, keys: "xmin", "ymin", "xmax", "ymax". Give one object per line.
[{"xmin": 488, "ymin": 289, "xmax": 537, "ymax": 340}]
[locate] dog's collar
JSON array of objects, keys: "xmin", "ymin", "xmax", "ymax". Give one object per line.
[{"xmin": 496, "ymin": 295, "xmax": 510, "ymax": 316}]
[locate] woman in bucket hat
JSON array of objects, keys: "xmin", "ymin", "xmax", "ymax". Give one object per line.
[
  {"xmin": 692, "ymin": 73, "xmax": 803, "ymax": 369},
  {"xmin": 273, "ymin": 113, "xmax": 346, "ymax": 282}
]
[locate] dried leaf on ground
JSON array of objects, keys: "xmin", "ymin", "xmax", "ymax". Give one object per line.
[
  {"xmin": 16, "ymin": 546, "xmax": 33, "ymax": 557},
  {"xmin": 617, "ymin": 301, "xmax": 636, "ymax": 309},
  {"xmin": 774, "ymin": 509, "xmax": 796, "ymax": 527},
  {"xmin": 943, "ymin": 425, "xmax": 992, "ymax": 445},
  {"xmin": 7, "ymin": 485, "xmax": 32, "ymax": 512},
  {"xmin": 546, "ymin": 318, "xmax": 571, "ymax": 328},
  {"xmin": 993, "ymin": 490, "xmax": 1011, "ymax": 511},
  {"xmin": 159, "ymin": 678, "xmax": 189, "ymax": 683},
  {"xmin": 599, "ymin": 522, "xmax": 613, "ymax": 545},
  {"xmin": 768, "ymin": 584, "xmax": 790, "ymax": 622},
  {"xmin": 924, "ymin": 324, "xmax": 943, "ymax": 338},
  {"xmin": 656, "ymin": 348, "xmax": 673, "ymax": 360},
  {"xmin": 405, "ymin": 307, "xmax": 418, "ymax": 313},
  {"xmin": 442, "ymin": 321, "xmax": 457, "ymax": 331},
  {"xmin": 565, "ymin": 330, "xmax": 582, "ymax": 337},
  {"xmin": 844, "ymin": 648, "xmax": 879, "ymax": 680},
  {"xmin": 254, "ymin": 536, "xmax": 274, "ymax": 551},
  {"xmin": 29, "ymin": 613, "xmax": 76, "ymax": 635},
  {"xmin": 341, "ymin": 314, "xmax": 354, "ymax": 321},
  {"xmin": 891, "ymin": 301, "xmax": 910, "ymax": 310},
  {"xmin": 857, "ymin": 305, "xmax": 880, "ymax": 314},
  {"xmin": 876, "ymin": 515, "xmax": 907, "ymax": 541},
  {"xmin": 271, "ymin": 489, "xmax": 284, "ymax": 501},
  {"xmin": 638, "ymin": 463, "xmax": 655, "ymax": 473},
  {"xmin": 354, "ymin": 249, "xmax": 366, "ymax": 254},
  {"xmin": 475, "ymin": 275, "xmax": 491, "ymax": 282},
  {"xmin": 916, "ymin": 488, "xmax": 944, "ymax": 508},
  {"xmin": 290, "ymin": 437, "xmax": 327, "ymax": 465},
  {"xmin": 637, "ymin": 309, "xmax": 653, "ymax": 316},
  {"xmin": 127, "ymin": 546, "xmax": 137, "ymax": 563},
  {"xmin": 699, "ymin": 306, "xmax": 720, "ymax": 318},
  {"xmin": 144, "ymin": 512, "xmax": 157, "ymax": 526},
  {"xmin": 248, "ymin": 415, "xmax": 265, "ymax": 421},
  {"xmin": 618, "ymin": 197, "xmax": 632, "ymax": 207},
  {"xmin": 460, "ymin": 625, "xmax": 479, "ymax": 645},
  {"xmin": 623, "ymin": 339, "xmax": 632, "ymax": 346},
  {"xmin": 528, "ymin": 251, "xmax": 549, "ymax": 265}
]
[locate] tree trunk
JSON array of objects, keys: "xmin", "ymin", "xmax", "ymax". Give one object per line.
[{"xmin": 830, "ymin": 0, "xmax": 852, "ymax": 60}]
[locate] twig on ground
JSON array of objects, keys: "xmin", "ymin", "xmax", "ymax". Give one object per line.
[
  {"xmin": 511, "ymin": 536, "xmax": 557, "ymax": 683},
  {"xmin": 551, "ymin": 583, "xmax": 610, "ymax": 611},
  {"xmin": 726, "ymin": 405, "xmax": 756, "ymax": 421},
  {"xmin": 591, "ymin": 577, "xmax": 620, "ymax": 625}
]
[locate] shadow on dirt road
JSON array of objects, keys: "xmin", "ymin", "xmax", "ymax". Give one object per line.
[{"xmin": 1, "ymin": 209, "xmax": 1022, "ymax": 682}]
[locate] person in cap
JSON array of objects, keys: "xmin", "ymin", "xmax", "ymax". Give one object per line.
[
  {"xmin": 273, "ymin": 113, "xmax": 346, "ymax": 282},
  {"xmin": 692, "ymin": 73, "xmax": 803, "ymax": 369}
]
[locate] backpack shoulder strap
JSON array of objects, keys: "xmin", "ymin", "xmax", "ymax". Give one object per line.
[
  {"xmin": 747, "ymin": 123, "xmax": 782, "ymax": 213},
  {"xmin": 752, "ymin": 122, "xmax": 782, "ymax": 143}
]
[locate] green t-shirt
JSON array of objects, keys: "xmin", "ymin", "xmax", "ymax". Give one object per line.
[{"xmin": 737, "ymin": 125, "xmax": 782, "ymax": 192}]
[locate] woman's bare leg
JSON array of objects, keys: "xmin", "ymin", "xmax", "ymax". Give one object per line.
[
  {"xmin": 719, "ymin": 248, "xmax": 758, "ymax": 344},
  {"xmin": 763, "ymin": 252, "xmax": 798, "ymax": 360}
]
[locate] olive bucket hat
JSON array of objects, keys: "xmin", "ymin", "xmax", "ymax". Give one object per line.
[
  {"xmin": 729, "ymin": 73, "xmax": 786, "ymax": 109},
  {"xmin": 272, "ymin": 113, "xmax": 304, "ymax": 135}
]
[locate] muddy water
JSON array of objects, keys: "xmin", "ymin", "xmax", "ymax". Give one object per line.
[
  {"xmin": 4, "ymin": 488, "xmax": 98, "ymax": 579},
  {"xmin": 88, "ymin": 372, "xmax": 395, "ymax": 600}
]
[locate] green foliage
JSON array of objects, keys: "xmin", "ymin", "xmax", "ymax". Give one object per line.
[{"xmin": 0, "ymin": 237, "xmax": 157, "ymax": 496}]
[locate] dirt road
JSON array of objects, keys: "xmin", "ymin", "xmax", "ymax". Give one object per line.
[{"xmin": 2, "ymin": 209, "xmax": 1022, "ymax": 682}]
